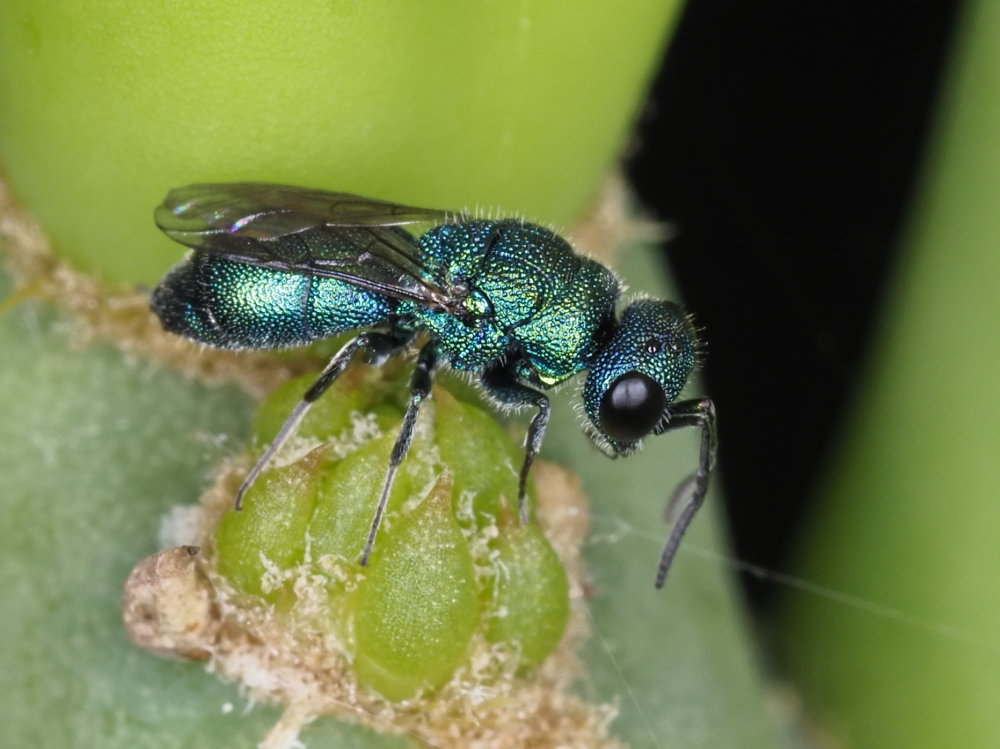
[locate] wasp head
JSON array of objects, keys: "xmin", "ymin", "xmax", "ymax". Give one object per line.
[{"xmin": 583, "ymin": 299, "xmax": 698, "ymax": 455}]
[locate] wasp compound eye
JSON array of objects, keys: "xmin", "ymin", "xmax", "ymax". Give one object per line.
[{"xmin": 598, "ymin": 371, "xmax": 667, "ymax": 442}]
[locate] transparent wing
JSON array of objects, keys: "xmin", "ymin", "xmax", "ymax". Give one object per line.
[{"xmin": 155, "ymin": 183, "xmax": 469, "ymax": 313}]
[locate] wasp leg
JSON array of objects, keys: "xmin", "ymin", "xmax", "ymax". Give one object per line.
[
  {"xmin": 234, "ymin": 329, "xmax": 412, "ymax": 510},
  {"xmin": 359, "ymin": 340, "xmax": 440, "ymax": 566},
  {"xmin": 480, "ymin": 368, "xmax": 550, "ymax": 525},
  {"xmin": 654, "ymin": 397, "xmax": 717, "ymax": 589}
]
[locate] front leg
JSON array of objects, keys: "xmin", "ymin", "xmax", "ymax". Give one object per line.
[
  {"xmin": 480, "ymin": 365, "xmax": 550, "ymax": 525},
  {"xmin": 655, "ymin": 397, "xmax": 717, "ymax": 589}
]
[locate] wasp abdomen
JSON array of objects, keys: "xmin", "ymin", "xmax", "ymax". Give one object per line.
[{"xmin": 152, "ymin": 254, "xmax": 392, "ymax": 350}]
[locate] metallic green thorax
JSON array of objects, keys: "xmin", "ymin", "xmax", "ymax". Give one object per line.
[{"xmin": 410, "ymin": 221, "xmax": 618, "ymax": 384}]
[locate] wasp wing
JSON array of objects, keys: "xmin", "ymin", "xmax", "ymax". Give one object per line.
[{"xmin": 155, "ymin": 183, "xmax": 469, "ymax": 314}]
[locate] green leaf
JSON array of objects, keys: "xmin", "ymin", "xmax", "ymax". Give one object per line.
[{"xmin": 782, "ymin": 3, "xmax": 1000, "ymax": 746}]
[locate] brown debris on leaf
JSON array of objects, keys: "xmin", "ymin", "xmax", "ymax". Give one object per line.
[{"xmin": 122, "ymin": 545, "xmax": 218, "ymax": 661}]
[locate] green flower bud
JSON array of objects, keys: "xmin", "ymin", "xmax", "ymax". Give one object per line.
[
  {"xmin": 486, "ymin": 508, "xmax": 570, "ymax": 669},
  {"xmin": 434, "ymin": 386, "xmax": 535, "ymax": 524},
  {"xmin": 211, "ymin": 364, "xmax": 570, "ymax": 702},
  {"xmin": 250, "ymin": 360, "xmax": 408, "ymax": 446},
  {"xmin": 214, "ymin": 450, "xmax": 323, "ymax": 605},
  {"xmin": 353, "ymin": 473, "xmax": 479, "ymax": 700}
]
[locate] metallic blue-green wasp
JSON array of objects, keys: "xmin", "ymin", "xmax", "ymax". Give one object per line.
[{"xmin": 152, "ymin": 183, "xmax": 716, "ymax": 588}]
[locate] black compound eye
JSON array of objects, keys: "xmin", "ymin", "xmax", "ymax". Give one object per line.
[{"xmin": 598, "ymin": 371, "xmax": 667, "ymax": 442}]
